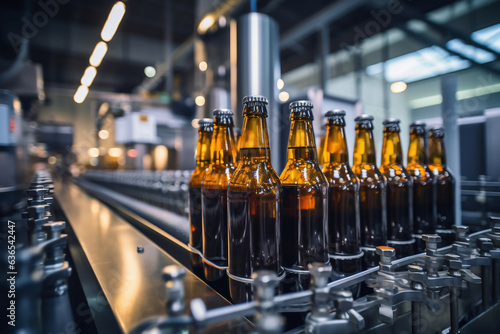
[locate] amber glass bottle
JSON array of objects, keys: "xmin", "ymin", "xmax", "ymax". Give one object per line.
[
  {"xmin": 227, "ymin": 96, "xmax": 282, "ymax": 303},
  {"xmin": 379, "ymin": 118, "xmax": 414, "ymax": 258},
  {"xmin": 352, "ymin": 114, "xmax": 387, "ymax": 267},
  {"xmin": 233, "ymin": 127, "xmax": 242, "ymax": 161},
  {"xmin": 428, "ymin": 127, "xmax": 455, "ymax": 246},
  {"xmin": 201, "ymin": 109, "xmax": 237, "ymax": 282},
  {"xmin": 280, "ymin": 101, "xmax": 328, "ymax": 291},
  {"xmin": 317, "ymin": 122, "xmax": 327, "ymax": 168},
  {"xmin": 321, "ymin": 109, "xmax": 363, "ymax": 275},
  {"xmin": 407, "ymin": 121, "xmax": 436, "ymax": 251},
  {"xmin": 189, "ymin": 119, "xmax": 213, "ymax": 273}
]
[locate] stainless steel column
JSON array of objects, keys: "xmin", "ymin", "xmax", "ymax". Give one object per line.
[
  {"xmin": 441, "ymin": 75, "xmax": 461, "ymax": 225},
  {"xmin": 234, "ymin": 13, "xmax": 282, "ymax": 171}
]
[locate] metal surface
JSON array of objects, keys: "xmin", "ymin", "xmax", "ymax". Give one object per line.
[
  {"xmin": 441, "ymin": 75, "xmax": 462, "ymax": 226},
  {"xmin": 235, "ymin": 12, "xmax": 282, "ymax": 171},
  {"xmin": 55, "ymin": 180, "xmax": 253, "ymax": 333}
]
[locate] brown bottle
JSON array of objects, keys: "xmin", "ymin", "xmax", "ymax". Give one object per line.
[
  {"xmin": 227, "ymin": 96, "xmax": 282, "ymax": 303},
  {"xmin": 280, "ymin": 101, "xmax": 328, "ymax": 291},
  {"xmin": 201, "ymin": 109, "xmax": 237, "ymax": 282},
  {"xmin": 317, "ymin": 122, "xmax": 327, "ymax": 168},
  {"xmin": 428, "ymin": 127, "xmax": 455, "ymax": 246},
  {"xmin": 352, "ymin": 114, "xmax": 387, "ymax": 267},
  {"xmin": 189, "ymin": 118, "xmax": 213, "ymax": 274},
  {"xmin": 379, "ymin": 118, "xmax": 414, "ymax": 258},
  {"xmin": 407, "ymin": 121, "xmax": 436, "ymax": 252},
  {"xmin": 233, "ymin": 127, "xmax": 242, "ymax": 161},
  {"xmin": 321, "ymin": 109, "xmax": 363, "ymax": 275}
]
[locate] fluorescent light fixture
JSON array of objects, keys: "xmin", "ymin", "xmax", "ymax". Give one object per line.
[
  {"xmin": 195, "ymin": 95, "xmax": 205, "ymax": 106},
  {"xmin": 279, "ymin": 91, "xmax": 289, "ymax": 102},
  {"xmin": 81, "ymin": 66, "xmax": 97, "ymax": 86},
  {"xmin": 74, "ymin": 85, "xmax": 89, "ymax": 103},
  {"xmin": 198, "ymin": 15, "xmax": 215, "ymax": 34},
  {"xmin": 89, "ymin": 42, "xmax": 108, "ymax": 67},
  {"xmin": 199, "ymin": 61, "xmax": 208, "ymax": 71},
  {"xmin": 277, "ymin": 79, "xmax": 284, "ymax": 90},
  {"xmin": 447, "ymin": 38, "xmax": 495, "ymax": 64},
  {"xmin": 144, "ymin": 66, "xmax": 156, "ymax": 78},
  {"xmin": 390, "ymin": 81, "xmax": 407, "ymax": 93},
  {"xmin": 101, "ymin": 2, "xmax": 126, "ymax": 42}
]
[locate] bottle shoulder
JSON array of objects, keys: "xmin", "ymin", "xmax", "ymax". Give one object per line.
[
  {"xmin": 379, "ymin": 164, "xmax": 412, "ymax": 183},
  {"xmin": 280, "ymin": 160, "xmax": 327, "ymax": 188},
  {"xmin": 202, "ymin": 164, "xmax": 235, "ymax": 188},
  {"xmin": 229, "ymin": 161, "xmax": 281, "ymax": 193},
  {"xmin": 407, "ymin": 163, "xmax": 433, "ymax": 181},
  {"xmin": 429, "ymin": 164, "xmax": 455, "ymax": 180},
  {"xmin": 189, "ymin": 166, "xmax": 208, "ymax": 187},
  {"xmin": 322, "ymin": 163, "xmax": 359, "ymax": 185}
]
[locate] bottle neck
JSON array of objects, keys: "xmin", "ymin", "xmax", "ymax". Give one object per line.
[
  {"xmin": 381, "ymin": 130, "xmax": 403, "ymax": 166},
  {"xmin": 211, "ymin": 123, "xmax": 236, "ymax": 166},
  {"xmin": 240, "ymin": 115, "xmax": 272, "ymax": 162},
  {"xmin": 407, "ymin": 132, "xmax": 427, "ymax": 165},
  {"xmin": 353, "ymin": 128, "xmax": 376, "ymax": 165},
  {"xmin": 429, "ymin": 137, "xmax": 446, "ymax": 165},
  {"xmin": 323, "ymin": 123, "xmax": 349, "ymax": 164},
  {"xmin": 286, "ymin": 119, "xmax": 317, "ymax": 161},
  {"xmin": 196, "ymin": 130, "xmax": 212, "ymax": 168}
]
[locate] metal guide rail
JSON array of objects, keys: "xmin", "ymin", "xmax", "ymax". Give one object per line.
[{"xmin": 129, "ymin": 228, "xmax": 500, "ymax": 334}]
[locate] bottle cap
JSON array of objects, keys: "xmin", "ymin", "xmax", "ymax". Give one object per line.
[
  {"xmin": 410, "ymin": 120, "xmax": 426, "ymax": 129},
  {"xmin": 213, "ymin": 109, "xmax": 234, "ymax": 116},
  {"xmin": 429, "ymin": 127, "xmax": 444, "ymax": 138},
  {"xmin": 242, "ymin": 96, "xmax": 268, "ymax": 105},
  {"xmin": 198, "ymin": 118, "xmax": 214, "ymax": 126},
  {"xmin": 289, "ymin": 100, "xmax": 313, "ymax": 109},
  {"xmin": 324, "ymin": 109, "xmax": 346, "ymax": 118},
  {"xmin": 383, "ymin": 118, "xmax": 400, "ymax": 125},
  {"xmin": 354, "ymin": 114, "xmax": 374, "ymax": 122}
]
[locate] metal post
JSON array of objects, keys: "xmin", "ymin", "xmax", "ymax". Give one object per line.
[
  {"xmin": 440, "ymin": 75, "xmax": 461, "ymax": 225},
  {"xmin": 235, "ymin": 13, "xmax": 282, "ymax": 171}
]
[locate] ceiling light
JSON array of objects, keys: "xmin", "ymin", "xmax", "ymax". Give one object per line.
[
  {"xmin": 98, "ymin": 129, "xmax": 109, "ymax": 139},
  {"xmin": 89, "ymin": 41, "xmax": 108, "ymax": 67},
  {"xmin": 108, "ymin": 147, "xmax": 122, "ymax": 158},
  {"xmin": 81, "ymin": 66, "xmax": 97, "ymax": 86},
  {"xmin": 199, "ymin": 61, "xmax": 208, "ymax": 72},
  {"xmin": 279, "ymin": 91, "xmax": 289, "ymax": 102},
  {"xmin": 144, "ymin": 66, "xmax": 156, "ymax": 78},
  {"xmin": 74, "ymin": 85, "xmax": 89, "ymax": 103},
  {"xmin": 195, "ymin": 95, "xmax": 205, "ymax": 106},
  {"xmin": 191, "ymin": 118, "xmax": 200, "ymax": 128},
  {"xmin": 390, "ymin": 81, "xmax": 407, "ymax": 93},
  {"xmin": 277, "ymin": 79, "xmax": 284, "ymax": 90},
  {"xmin": 101, "ymin": 2, "xmax": 126, "ymax": 42},
  {"xmin": 88, "ymin": 147, "xmax": 100, "ymax": 158},
  {"xmin": 198, "ymin": 15, "xmax": 215, "ymax": 34}
]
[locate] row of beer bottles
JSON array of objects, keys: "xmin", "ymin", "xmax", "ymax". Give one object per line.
[{"xmin": 188, "ymin": 97, "xmax": 455, "ymax": 303}]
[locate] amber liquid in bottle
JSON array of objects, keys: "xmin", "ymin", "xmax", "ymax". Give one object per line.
[
  {"xmin": 428, "ymin": 127, "xmax": 455, "ymax": 246},
  {"xmin": 227, "ymin": 97, "xmax": 281, "ymax": 303},
  {"xmin": 201, "ymin": 110, "xmax": 237, "ymax": 282},
  {"xmin": 321, "ymin": 110, "xmax": 362, "ymax": 275},
  {"xmin": 280, "ymin": 101, "xmax": 328, "ymax": 293},
  {"xmin": 407, "ymin": 122, "xmax": 436, "ymax": 252},
  {"xmin": 379, "ymin": 119, "xmax": 414, "ymax": 258},
  {"xmin": 189, "ymin": 119, "xmax": 213, "ymax": 273},
  {"xmin": 352, "ymin": 115, "xmax": 387, "ymax": 268}
]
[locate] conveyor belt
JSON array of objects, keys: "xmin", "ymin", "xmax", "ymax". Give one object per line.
[{"xmin": 55, "ymin": 180, "xmax": 252, "ymax": 333}]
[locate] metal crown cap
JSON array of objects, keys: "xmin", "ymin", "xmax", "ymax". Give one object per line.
[
  {"xmin": 354, "ymin": 114, "xmax": 374, "ymax": 122},
  {"xmin": 429, "ymin": 126, "xmax": 444, "ymax": 137},
  {"xmin": 242, "ymin": 95, "xmax": 268, "ymax": 105},
  {"xmin": 289, "ymin": 100, "xmax": 313, "ymax": 109},
  {"xmin": 383, "ymin": 118, "xmax": 400, "ymax": 125},
  {"xmin": 324, "ymin": 109, "xmax": 346, "ymax": 118},
  {"xmin": 213, "ymin": 109, "xmax": 234, "ymax": 116},
  {"xmin": 198, "ymin": 118, "xmax": 214, "ymax": 126},
  {"xmin": 410, "ymin": 120, "xmax": 426, "ymax": 128}
]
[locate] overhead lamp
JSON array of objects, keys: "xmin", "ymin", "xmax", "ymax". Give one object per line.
[
  {"xmin": 98, "ymin": 129, "xmax": 109, "ymax": 139},
  {"xmin": 74, "ymin": 85, "xmax": 89, "ymax": 103},
  {"xmin": 89, "ymin": 41, "xmax": 108, "ymax": 67},
  {"xmin": 108, "ymin": 147, "xmax": 122, "ymax": 158},
  {"xmin": 81, "ymin": 66, "xmax": 97, "ymax": 86},
  {"xmin": 279, "ymin": 91, "xmax": 289, "ymax": 102},
  {"xmin": 101, "ymin": 2, "xmax": 126, "ymax": 42},
  {"xmin": 199, "ymin": 61, "xmax": 208, "ymax": 71},
  {"xmin": 144, "ymin": 66, "xmax": 156, "ymax": 78},
  {"xmin": 88, "ymin": 147, "xmax": 100, "ymax": 158},
  {"xmin": 390, "ymin": 81, "xmax": 407, "ymax": 93},
  {"xmin": 198, "ymin": 15, "xmax": 215, "ymax": 34},
  {"xmin": 277, "ymin": 79, "xmax": 284, "ymax": 90}
]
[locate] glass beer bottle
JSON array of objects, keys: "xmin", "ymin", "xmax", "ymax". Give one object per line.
[
  {"xmin": 428, "ymin": 127, "xmax": 455, "ymax": 246},
  {"xmin": 188, "ymin": 118, "xmax": 213, "ymax": 274},
  {"xmin": 201, "ymin": 109, "xmax": 237, "ymax": 282},
  {"xmin": 379, "ymin": 118, "xmax": 414, "ymax": 258},
  {"xmin": 280, "ymin": 101, "xmax": 329, "ymax": 291},
  {"xmin": 352, "ymin": 114, "xmax": 387, "ymax": 267},
  {"xmin": 227, "ymin": 96, "xmax": 282, "ymax": 303},
  {"xmin": 407, "ymin": 121, "xmax": 436, "ymax": 252},
  {"xmin": 321, "ymin": 109, "xmax": 363, "ymax": 275}
]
